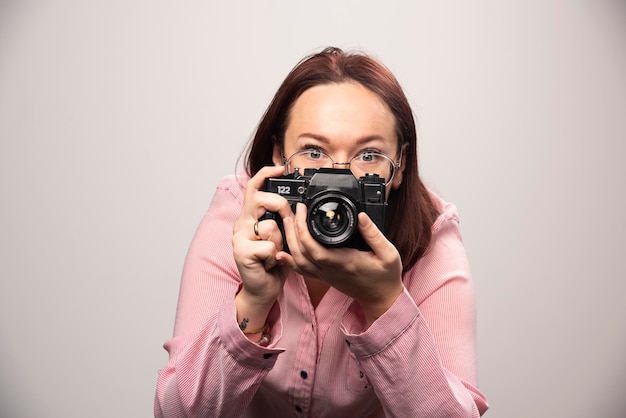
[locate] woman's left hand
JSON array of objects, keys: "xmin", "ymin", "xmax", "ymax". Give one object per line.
[{"xmin": 280, "ymin": 202, "xmax": 404, "ymax": 326}]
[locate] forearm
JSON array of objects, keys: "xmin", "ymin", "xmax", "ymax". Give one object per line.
[
  {"xmin": 356, "ymin": 281, "xmax": 403, "ymax": 329},
  {"xmin": 155, "ymin": 294, "xmax": 283, "ymax": 418},
  {"xmin": 357, "ymin": 318, "xmax": 483, "ymax": 417},
  {"xmin": 342, "ymin": 289, "xmax": 488, "ymax": 417}
]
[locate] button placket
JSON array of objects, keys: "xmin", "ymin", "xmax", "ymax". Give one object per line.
[
  {"xmin": 292, "ymin": 325, "xmax": 317, "ymax": 415},
  {"xmin": 290, "ymin": 285, "xmax": 318, "ymax": 416}
]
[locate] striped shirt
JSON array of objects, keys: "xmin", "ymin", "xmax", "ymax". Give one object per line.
[{"xmin": 154, "ymin": 173, "xmax": 488, "ymax": 417}]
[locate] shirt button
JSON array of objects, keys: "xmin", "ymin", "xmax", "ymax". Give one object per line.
[
  {"xmin": 300, "ymin": 370, "xmax": 308, "ymax": 379},
  {"xmin": 295, "ymin": 405, "xmax": 303, "ymax": 413}
]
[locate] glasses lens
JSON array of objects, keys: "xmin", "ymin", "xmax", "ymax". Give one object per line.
[
  {"xmin": 285, "ymin": 148, "xmax": 399, "ymax": 186},
  {"xmin": 350, "ymin": 151, "xmax": 396, "ymax": 185},
  {"xmin": 285, "ymin": 149, "xmax": 333, "ymax": 173}
]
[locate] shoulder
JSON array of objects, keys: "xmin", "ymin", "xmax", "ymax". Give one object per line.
[
  {"xmin": 202, "ymin": 171, "xmax": 250, "ymax": 221},
  {"xmin": 403, "ymin": 191, "xmax": 472, "ymax": 302},
  {"xmin": 213, "ymin": 171, "xmax": 250, "ymax": 205},
  {"xmin": 427, "ymin": 190, "xmax": 461, "ymax": 235}
]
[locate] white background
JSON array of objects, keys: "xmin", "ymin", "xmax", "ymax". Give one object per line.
[{"xmin": 1, "ymin": 1, "xmax": 625, "ymax": 417}]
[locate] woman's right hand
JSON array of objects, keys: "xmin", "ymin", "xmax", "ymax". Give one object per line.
[{"xmin": 232, "ymin": 166, "xmax": 294, "ymax": 332}]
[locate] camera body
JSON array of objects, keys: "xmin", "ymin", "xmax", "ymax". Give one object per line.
[{"xmin": 261, "ymin": 167, "xmax": 387, "ymax": 251}]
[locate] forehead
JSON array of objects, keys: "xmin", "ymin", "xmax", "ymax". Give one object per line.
[{"xmin": 285, "ymin": 82, "xmax": 397, "ymax": 145}]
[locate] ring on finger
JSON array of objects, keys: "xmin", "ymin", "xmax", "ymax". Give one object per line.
[{"xmin": 253, "ymin": 221, "xmax": 262, "ymax": 240}]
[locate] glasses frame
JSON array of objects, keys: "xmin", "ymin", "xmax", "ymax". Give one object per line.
[{"xmin": 282, "ymin": 147, "xmax": 403, "ymax": 187}]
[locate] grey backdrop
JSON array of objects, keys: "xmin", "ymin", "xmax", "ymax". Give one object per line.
[{"xmin": 1, "ymin": 1, "xmax": 625, "ymax": 417}]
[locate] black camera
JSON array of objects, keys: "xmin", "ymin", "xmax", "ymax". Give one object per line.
[{"xmin": 261, "ymin": 167, "xmax": 387, "ymax": 251}]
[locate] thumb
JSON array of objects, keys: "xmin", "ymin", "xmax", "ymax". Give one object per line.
[{"xmin": 358, "ymin": 212, "xmax": 388, "ymax": 252}]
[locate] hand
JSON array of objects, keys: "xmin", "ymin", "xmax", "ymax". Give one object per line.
[
  {"xmin": 280, "ymin": 203, "xmax": 404, "ymax": 326},
  {"xmin": 232, "ymin": 166, "xmax": 294, "ymax": 330}
]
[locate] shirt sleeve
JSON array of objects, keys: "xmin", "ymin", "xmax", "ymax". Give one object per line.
[
  {"xmin": 154, "ymin": 175, "xmax": 285, "ymax": 418},
  {"xmin": 340, "ymin": 201, "xmax": 489, "ymax": 417}
]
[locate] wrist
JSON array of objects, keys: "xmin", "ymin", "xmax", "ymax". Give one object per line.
[
  {"xmin": 237, "ymin": 284, "xmax": 278, "ymax": 311},
  {"xmin": 235, "ymin": 288, "xmax": 274, "ymax": 334},
  {"xmin": 359, "ymin": 285, "xmax": 403, "ymax": 328},
  {"xmin": 240, "ymin": 322, "xmax": 269, "ymax": 335},
  {"xmin": 240, "ymin": 322, "xmax": 272, "ymax": 347}
]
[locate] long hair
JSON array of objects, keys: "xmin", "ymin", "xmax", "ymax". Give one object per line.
[{"xmin": 244, "ymin": 47, "xmax": 438, "ymax": 271}]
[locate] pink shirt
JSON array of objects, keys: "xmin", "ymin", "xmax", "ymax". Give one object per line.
[{"xmin": 154, "ymin": 173, "xmax": 488, "ymax": 417}]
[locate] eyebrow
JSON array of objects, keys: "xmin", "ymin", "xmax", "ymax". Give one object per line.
[{"xmin": 296, "ymin": 133, "xmax": 388, "ymax": 144}]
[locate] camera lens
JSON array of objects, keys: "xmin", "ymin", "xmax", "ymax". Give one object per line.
[
  {"xmin": 315, "ymin": 203, "xmax": 346, "ymax": 234},
  {"xmin": 307, "ymin": 193, "xmax": 358, "ymax": 246}
]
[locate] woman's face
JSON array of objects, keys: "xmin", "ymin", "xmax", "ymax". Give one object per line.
[{"xmin": 273, "ymin": 82, "xmax": 406, "ymax": 192}]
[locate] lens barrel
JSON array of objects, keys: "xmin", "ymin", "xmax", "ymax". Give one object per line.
[{"xmin": 307, "ymin": 193, "xmax": 358, "ymax": 246}]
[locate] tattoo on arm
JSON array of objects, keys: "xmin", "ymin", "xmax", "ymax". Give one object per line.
[{"xmin": 239, "ymin": 317, "xmax": 249, "ymax": 331}]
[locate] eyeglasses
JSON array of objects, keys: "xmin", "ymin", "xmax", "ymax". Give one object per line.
[{"xmin": 283, "ymin": 147, "xmax": 402, "ymax": 187}]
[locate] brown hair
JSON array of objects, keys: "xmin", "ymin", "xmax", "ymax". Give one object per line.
[{"xmin": 244, "ymin": 47, "xmax": 438, "ymax": 271}]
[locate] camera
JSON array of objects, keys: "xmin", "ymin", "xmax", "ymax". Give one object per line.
[{"xmin": 261, "ymin": 167, "xmax": 387, "ymax": 251}]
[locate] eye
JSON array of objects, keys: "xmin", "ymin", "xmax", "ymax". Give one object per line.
[
  {"xmin": 303, "ymin": 147, "xmax": 325, "ymax": 160},
  {"xmin": 355, "ymin": 150, "xmax": 382, "ymax": 163}
]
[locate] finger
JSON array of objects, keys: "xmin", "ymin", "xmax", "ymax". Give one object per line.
[
  {"xmin": 246, "ymin": 165, "xmax": 286, "ymax": 193},
  {"xmin": 233, "ymin": 238, "xmax": 277, "ymax": 270},
  {"xmin": 257, "ymin": 218, "xmax": 285, "ymax": 250},
  {"xmin": 275, "ymin": 245, "xmax": 296, "ymax": 271},
  {"xmin": 262, "ymin": 249, "xmax": 279, "ymax": 270},
  {"xmin": 357, "ymin": 212, "xmax": 395, "ymax": 259},
  {"xmin": 279, "ymin": 212, "xmax": 312, "ymax": 273},
  {"xmin": 245, "ymin": 166, "xmax": 294, "ymax": 220},
  {"xmin": 294, "ymin": 202, "xmax": 316, "ymax": 258},
  {"xmin": 291, "ymin": 203, "xmax": 330, "ymax": 265},
  {"xmin": 280, "ymin": 213, "xmax": 302, "ymax": 259},
  {"xmin": 274, "ymin": 216, "xmax": 315, "ymax": 277}
]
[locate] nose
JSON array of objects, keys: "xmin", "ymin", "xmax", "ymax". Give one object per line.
[{"xmin": 329, "ymin": 152, "xmax": 353, "ymax": 168}]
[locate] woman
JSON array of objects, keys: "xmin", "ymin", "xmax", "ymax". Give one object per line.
[{"xmin": 154, "ymin": 47, "xmax": 488, "ymax": 417}]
